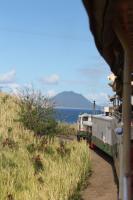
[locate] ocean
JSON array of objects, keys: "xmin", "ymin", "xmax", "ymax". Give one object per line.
[{"xmin": 55, "ymin": 108, "xmax": 103, "ymax": 124}]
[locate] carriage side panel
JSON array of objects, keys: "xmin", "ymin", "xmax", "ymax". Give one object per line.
[{"xmin": 92, "ymin": 116, "xmax": 113, "ymax": 156}]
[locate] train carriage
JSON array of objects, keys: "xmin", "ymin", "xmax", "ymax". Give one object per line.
[
  {"xmin": 77, "ymin": 113, "xmax": 92, "ymax": 142},
  {"xmin": 92, "ymin": 115, "xmax": 114, "ymax": 157}
]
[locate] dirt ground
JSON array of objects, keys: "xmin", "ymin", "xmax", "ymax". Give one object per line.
[{"xmin": 81, "ymin": 148, "xmax": 118, "ymax": 200}]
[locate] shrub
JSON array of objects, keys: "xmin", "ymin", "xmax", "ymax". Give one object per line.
[
  {"xmin": 56, "ymin": 122, "xmax": 77, "ymax": 136},
  {"xmin": 17, "ymin": 87, "xmax": 57, "ymax": 137}
]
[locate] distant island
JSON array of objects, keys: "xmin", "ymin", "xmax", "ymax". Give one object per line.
[{"xmin": 52, "ymin": 91, "xmax": 102, "ymax": 110}]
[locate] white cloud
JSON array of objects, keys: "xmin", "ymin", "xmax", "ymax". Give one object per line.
[
  {"xmin": 0, "ymin": 82, "xmax": 20, "ymax": 94},
  {"xmin": 0, "ymin": 70, "xmax": 21, "ymax": 94},
  {"xmin": 23, "ymin": 83, "xmax": 33, "ymax": 89},
  {"xmin": 0, "ymin": 70, "xmax": 16, "ymax": 84},
  {"xmin": 86, "ymin": 92, "xmax": 109, "ymax": 105},
  {"xmin": 8, "ymin": 83, "xmax": 20, "ymax": 94},
  {"xmin": 41, "ymin": 74, "xmax": 60, "ymax": 85},
  {"xmin": 46, "ymin": 90, "xmax": 57, "ymax": 98}
]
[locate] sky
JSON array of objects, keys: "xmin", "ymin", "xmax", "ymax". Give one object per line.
[{"xmin": 0, "ymin": 0, "xmax": 114, "ymax": 105}]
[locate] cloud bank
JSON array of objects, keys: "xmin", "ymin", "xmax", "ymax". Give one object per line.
[
  {"xmin": 0, "ymin": 70, "xmax": 21, "ymax": 94},
  {"xmin": 40, "ymin": 74, "xmax": 60, "ymax": 85},
  {"xmin": 0, "ymin": 69, "xmax": 16, "ymax": 84}
]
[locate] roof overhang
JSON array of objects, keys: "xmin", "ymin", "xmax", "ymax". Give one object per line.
[{"xmin": 82, "ymin": 0, "xmax": 133, "ymax": 97}]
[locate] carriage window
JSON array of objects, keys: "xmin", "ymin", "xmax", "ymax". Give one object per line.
[{"xmin": 83, "ymin": 117, "xmax": 88, "ymax": 121}]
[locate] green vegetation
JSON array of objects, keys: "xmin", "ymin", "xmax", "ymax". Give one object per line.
[
  {"xmin": 56, "ymin": 122, "xmax": 77, "ymax": 136},
  {"xmin": 0, "ymin": 93, "xmax": 91, "ymax": 200},
  {"xmin": 17, "ymin": 88, "xmax": 57, "ymax": 137}
]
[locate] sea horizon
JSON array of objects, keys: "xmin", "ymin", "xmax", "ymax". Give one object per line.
[{"xmin": 55, "ymin": 106, "xmax": 103, "ymax": 110}]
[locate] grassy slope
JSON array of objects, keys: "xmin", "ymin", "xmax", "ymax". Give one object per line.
[{"xmin": 0, "ymin": 93, "xmax": 91, "ymax": 200}]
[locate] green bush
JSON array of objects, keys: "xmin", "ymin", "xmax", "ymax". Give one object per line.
[
  {"xmin": 56, "ymin": 122, "xmax": 77, "ymax": 136},
  {"xmin": 17, "ymin": 87, "xmax": 57, "ymax": 137}
]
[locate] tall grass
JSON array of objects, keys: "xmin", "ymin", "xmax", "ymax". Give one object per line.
[
  {"xmin": 57, "ymin": 122, "xmax": 77, "ymax": 136},
  {"xmin": 0, "ymin": 93, "xmax": 91, "ymax": 200}
]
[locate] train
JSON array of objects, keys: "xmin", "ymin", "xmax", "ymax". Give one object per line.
[{"xmin": 77, "ymin": 105, "xmax": 133, "ymax": 185}]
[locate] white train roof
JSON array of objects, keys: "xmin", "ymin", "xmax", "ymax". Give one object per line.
[
  {"xmin": 78, "ymin": 113, "xmax": 91, "ymax": 117},
  {"xmin": 93, "ymin": 114, "xmax": 113, "ymax": 121}
]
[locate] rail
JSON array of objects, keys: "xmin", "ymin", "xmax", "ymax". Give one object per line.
[{"xmin": 113, "ymin": 111, "xmax": 122, "ymax": 122}]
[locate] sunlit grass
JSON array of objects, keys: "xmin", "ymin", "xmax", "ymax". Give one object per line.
[
  {"xmin": 57, "ymin": 122, "xmax": 77, "ymax": 136},
  {"xmin": 0, "ymin": 93, "xmax": 91, "ymax": 200}
]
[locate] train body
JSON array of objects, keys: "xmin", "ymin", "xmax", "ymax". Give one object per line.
[
  {"xmin": 77, "ymin": 110, "xmax": 133, "ymax": 183},
  {"xmin": 77, "ymin": 113, "xmax": 92, "ymax": 142},
  {"xmin": 92, "ymin": 115, "xmax": 114, "ymax": 157}
]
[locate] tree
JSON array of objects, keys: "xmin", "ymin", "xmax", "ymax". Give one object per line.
[{"xmin": 17, "ymin": 87, "xmax": 57, "ymax": 137}]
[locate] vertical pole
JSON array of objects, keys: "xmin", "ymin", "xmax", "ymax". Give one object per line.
[
  {"xmin": 93, "ymin": 100, "xmax": 96, "ymax": 115},
  {"xmin": 122, "ymin": 52, "xmax": 131, "ymax": 200},
  {"xmin": 119, "ymin": 134, "xmax": 123, "ymax": 200}
]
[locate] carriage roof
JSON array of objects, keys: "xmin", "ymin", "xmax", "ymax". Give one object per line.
[{"xmin": 78, "ymin": 113, "xmax": 91, "ymax": 118}]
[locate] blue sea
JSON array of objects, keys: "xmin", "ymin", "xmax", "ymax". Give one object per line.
[{"xmin": 55, "ymin": 108, "xmax": 103, "ymax": 124}]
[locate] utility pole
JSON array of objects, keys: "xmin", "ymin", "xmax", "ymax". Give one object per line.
[{"xmin": 93, "ymin": 100, "xmax": 96, "ymax": 115}]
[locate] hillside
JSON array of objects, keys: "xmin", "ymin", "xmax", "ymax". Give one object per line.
[
  {"xmin": 53, "ymin": 91, "xmax": 101, "ymax": 109},
  {"xmin": 0, "ymin": 93, "xmax": 91, "ymax": 200}
]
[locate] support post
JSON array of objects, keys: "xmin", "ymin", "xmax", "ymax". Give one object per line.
[{"xmin": 122, "ymin": 52, "xmax": 132, "ymax": 200}]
